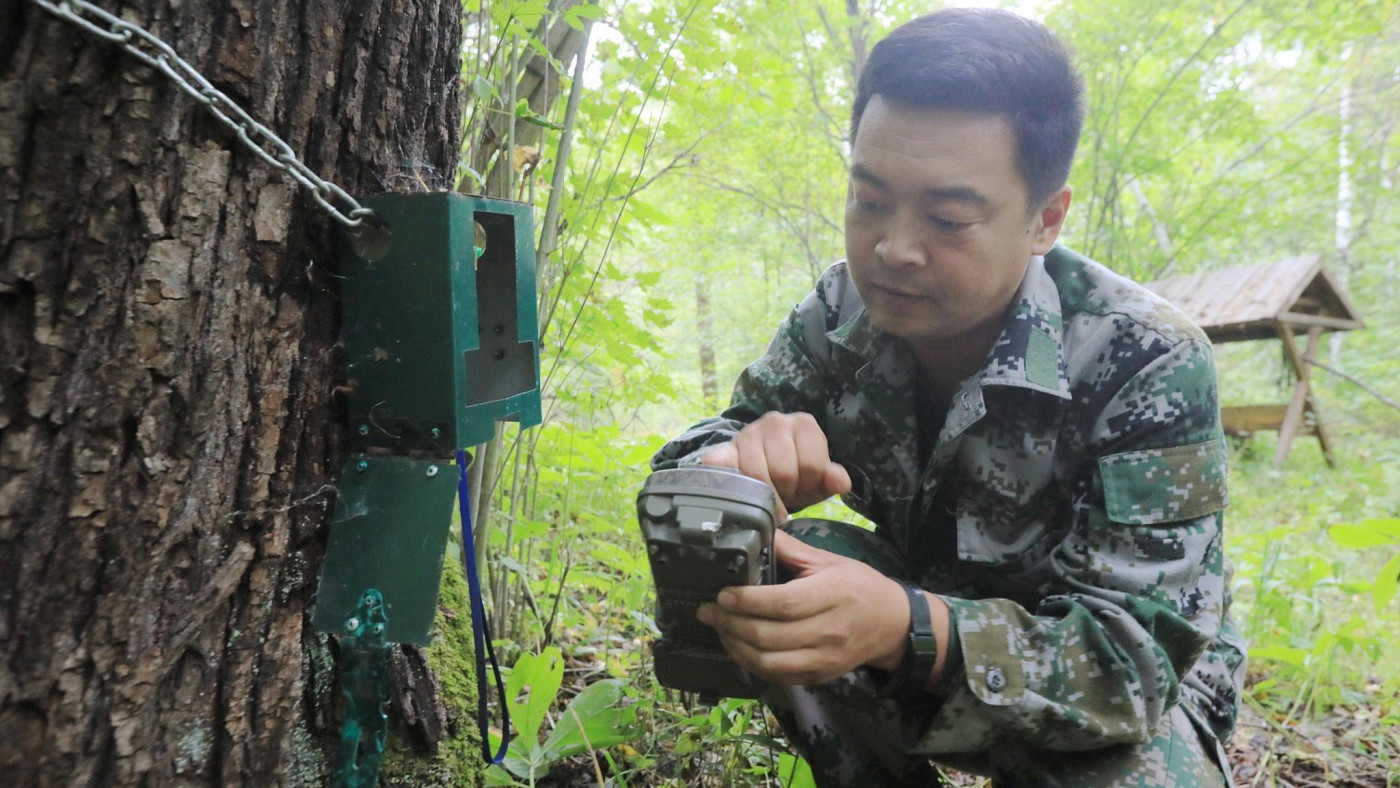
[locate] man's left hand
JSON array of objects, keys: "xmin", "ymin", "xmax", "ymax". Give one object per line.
[{"xmin": 696, "ymin": 530, "xmax": 910, "ymax": 686}]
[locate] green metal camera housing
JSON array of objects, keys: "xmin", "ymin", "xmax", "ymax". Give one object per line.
[
  {"xmin": 313, "ymin": 193, "xmax": 542, "ymax": 646},
  {"xmin": 339, "ymin": 192, "xmax": 542, "ymax": 454}
]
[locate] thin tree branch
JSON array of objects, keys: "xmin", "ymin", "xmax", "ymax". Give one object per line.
[
  {"xmin": 605, "ymin": 131, "xmax": 715, "ymax": 202},
  {"xmin": 689, "ymin": 172, "xmax": 843, "ymax": 236},
  {"xmin": 688, "ymin": 172, "xmax": 837, "ymax": 278},
  {"xmin": 1305, "ymin": 356, "xmax": 1400, "ymax": 413},
  {"xmin": 537, "ymin": 20, "xmax": 593, "ymax": 265}
]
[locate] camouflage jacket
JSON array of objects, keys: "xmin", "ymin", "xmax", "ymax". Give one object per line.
[{"xmin": 652, "ymin": 246, "xmax": 1246, "ymax": 756}]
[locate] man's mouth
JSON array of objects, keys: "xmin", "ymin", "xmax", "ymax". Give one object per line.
[{"xmin": 872, "ymin": 282, "xmax": 926, "ymax": 299}]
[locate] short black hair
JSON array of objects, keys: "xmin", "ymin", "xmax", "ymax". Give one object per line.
[{"xmin": 851, "ymin": 8, "xmax": 1085, "ymax": 206}]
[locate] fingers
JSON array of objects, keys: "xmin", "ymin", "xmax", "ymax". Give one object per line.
[
  {"xmin": 695, "ymin": 564, "xmax": 906, "ymax": 686},
  {"xmin": 760, "ymin": 428, "xmax": 801, "ymax": 508},
  {"xmin": 737, "ymin": 425, "xmax": 789, "ymax": 499},
  {"xmin": 706, "ymin": 412, "xmax": 849, "ymax": 516},
  {"xmin": 790, "ymin": 419, "xmax": 836, "ymax": 507},
  {"xmin": 697, "ymin": 591, "xmax": 845, "ymax": 685},
  {"xmin": 699, "ymin": 442, "xmax": 739, "ymax": 468},
  {"xmin": 772, "ymin": 529, "xmax": 828, "ymax": 576},
  {"xmin": 716, "ymin": 641, "xmax": 839, "ymax": 686},
  {"xmin": 822, "ymin": 462, "xmax": 852, "ymax": 499},
  {"xmin": 712, "ymin": 578, "xmax": 833, "ymax": 621},
  {"xmin": 692, "ymin": 539, "xmax": 915, "ymax": 686},
  {"xmin": 699, "ymin": 602, "xmax": 829, "ymax": 651}
]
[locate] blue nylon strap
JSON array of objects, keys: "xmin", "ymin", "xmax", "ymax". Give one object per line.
[{"xmin": 456, "ymin": 450, "xmax": 512, "ymax": 764}]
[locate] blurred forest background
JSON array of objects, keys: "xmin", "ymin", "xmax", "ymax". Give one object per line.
[{"xmin": 407, "ymin": 0, "xmax": 1400, "ymax": 785}]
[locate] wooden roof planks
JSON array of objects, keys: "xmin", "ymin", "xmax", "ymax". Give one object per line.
[{"xmin": 1145, "ymin": 254, "xmax": 1364, "ymax": 343}]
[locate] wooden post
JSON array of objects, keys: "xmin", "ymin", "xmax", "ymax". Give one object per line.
[{"xmin": 1275, "ymin": 324, "xmax": 1330, "ymax": 465}]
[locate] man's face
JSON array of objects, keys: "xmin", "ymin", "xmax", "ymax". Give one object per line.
[{"xmin": 844, "ymin": 97, "xmax": 1069, "ymax": 354}]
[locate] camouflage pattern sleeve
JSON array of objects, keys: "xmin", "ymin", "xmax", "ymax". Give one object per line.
[
  {"xmin": 917, "ymin": 336, "xmax": 1230, "ymax": 755},
  {"xmin": 650, "ymin": 267, "xmax": 849, "ymax": 471}
]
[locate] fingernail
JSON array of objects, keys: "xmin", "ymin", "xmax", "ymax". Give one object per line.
[
  {"xmin": 696, "ymin": 605, "xmax": 714, "ymax": 625},
  {"xmin": 717, "ymin": 590, "xmax": 737, "ymax": 608}
]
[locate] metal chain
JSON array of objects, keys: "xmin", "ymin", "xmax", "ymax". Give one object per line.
[{"xmin": 30, "ymin": 0, "xmax": 376, "ymax": 229}]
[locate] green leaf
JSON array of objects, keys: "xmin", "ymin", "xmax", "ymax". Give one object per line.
[
  {"xmin": 503, "ymin": 20, "xmax": 535, "ymax": 40},
  {"xmin": 628, "ymin": 199, "xmax": 670, "ymax": 225},
  {"xmin": 1329, "ymin": 519, "xmax": 1400, "ymax": 549},
  {"xmin": 518, "ymin": 0, "xmax": 549, "ymax": 18},
  {"xmin": 484, "ymin": 764, "xmax": 521, "ymax": 786},
  {"xmin": 778, "ymin": 752, "xmax": 817, "ymax": 788},
  {"xmin": 506, "ymin": 647, "xmax": 565, "ymax": 745},
  {"xmin": 1249, "ymin": 645, "xmax": 1308, "ymax": 668},
  {"xmin": 1372, "ymin": 551, "xmax": 1400, "ymax": 613},
  {"xmin": 628, "ymin": 609, "xmax": 661, "ymax": 637},
  {"xmin": 540, "ymin": 679, "xmax": 639, "ymax": 762},
  {"xmin": 490, "ymin": 729, "xmax": 535, "ymax": 781},
  {"xmin": 522, "ymin": 33, "xmax": 556, "ymax": 64},
  {"xmin": 493, "ymin": 0, "xmax": 548, "ymax": 28},
  {"xmin": 514, "ymin": 98, "xmax": 566, "ymax": 131},
  {"xmin": 473, "ymin": 75, "xmax": 499, "ymax": 103},
  {"xmin": 501, "ymin": 739, "xmax": 545, "ymax": 782},
  {"xmin": 563, "ymin": 3, "xmax": 606, "ymax": 31},
  {"xmin": 513, "ymin": 517, "xmax": 550, "ymax": 542}
]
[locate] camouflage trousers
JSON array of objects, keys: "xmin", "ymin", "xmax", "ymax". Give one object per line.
[{"xmin": 765, "ymin": 519, "xmax": 1230, "ymax": 788}]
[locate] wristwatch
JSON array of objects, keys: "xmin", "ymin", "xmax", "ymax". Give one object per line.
[{"xmin": 897, "ymin": 582, "xmax": 939, "ymax": 692}]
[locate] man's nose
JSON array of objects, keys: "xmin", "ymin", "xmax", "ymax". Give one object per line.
[{"xmin": 874, "ymin": 211, "xmax": 927, "ymax": 268}]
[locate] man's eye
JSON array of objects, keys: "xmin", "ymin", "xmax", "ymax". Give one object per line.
[
  {"xmin": 854, "ymin": 199, "xmax": 887, "ymax": 212},
  {"xmin": 930, "ymin": 216, "xmax": 972, "ymax": 231}
]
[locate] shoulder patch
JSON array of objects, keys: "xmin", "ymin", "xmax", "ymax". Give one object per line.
[
  {"xmin": 1099, "ymin": 438, "xmax": 1229, "ymax": 524},
  {"xmin": 1026, "ymin": 326, "xmax": 1059, "ymax": 389}
]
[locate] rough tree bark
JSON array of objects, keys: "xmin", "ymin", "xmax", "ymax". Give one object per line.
[{"xmin": 0, "ymin": 1, "xmax": 476, "ymax": 785}]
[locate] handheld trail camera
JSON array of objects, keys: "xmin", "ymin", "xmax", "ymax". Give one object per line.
[{"xmin": 637, "ymin": 466, "xmax": 780, "ymax": 700}]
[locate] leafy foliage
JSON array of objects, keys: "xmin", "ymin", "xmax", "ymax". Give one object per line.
[{"xmin": 486, "ymin": 647, "xmax": 639, "ymax": 785}]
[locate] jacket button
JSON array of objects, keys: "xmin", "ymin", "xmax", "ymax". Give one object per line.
[{"xmin": 986, "ymin": 668, "xmax": 1006, "ymax": 692}]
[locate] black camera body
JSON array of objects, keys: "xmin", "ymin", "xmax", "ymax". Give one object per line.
[{"xmin": 637, "ymin": 466, "xmax": 779, "ymax": 700}]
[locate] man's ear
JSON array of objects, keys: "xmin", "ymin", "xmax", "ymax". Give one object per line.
[{"xmin": 1030, "ymin": 186, "xmax": 1072, "ymax": 255}]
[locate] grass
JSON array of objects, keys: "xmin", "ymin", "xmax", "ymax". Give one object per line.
[{"xmin": 1223, "ymin": 428, "xmax": 1400, "ymax": 786}]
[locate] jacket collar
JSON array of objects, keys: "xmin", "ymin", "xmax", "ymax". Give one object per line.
[
  {"xmin": 825, "ymin": 254, "xmax": 1072, "ymax": 401},
  {"xmin": 978, "ymin": 254, "xmax": 1072, "ymax": 399}
]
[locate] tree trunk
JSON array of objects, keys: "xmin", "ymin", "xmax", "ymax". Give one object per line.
[
  {"xmin": 0, "ymin": 1, "xmax": 475, "ymax": 785},
  {"xmin": 695, "ymin": 272, "xmax": 719, "ymax": 414}
]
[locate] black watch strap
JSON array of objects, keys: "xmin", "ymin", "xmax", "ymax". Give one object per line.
[
  {"xmin": 900, "ymin": 582, "xmax": 938, "ymax": 691},
  {"xmin": 875, "ymin": 581, "xmax": 941, "ymax": 699}
]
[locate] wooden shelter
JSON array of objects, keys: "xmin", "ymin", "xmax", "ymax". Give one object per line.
[{"xmin": 1146, "ymin": 254, "xmax": 1364, "ymax": 465}]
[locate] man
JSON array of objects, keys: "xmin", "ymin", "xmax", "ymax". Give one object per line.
[{"xmin": 651, "ymin": 8, "xmax": 1247, "ymax": 787}]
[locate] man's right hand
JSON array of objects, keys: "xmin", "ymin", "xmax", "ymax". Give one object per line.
[{"xmin": 699, "ymin": 411, "xmax": 852, "ymax": 520}]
